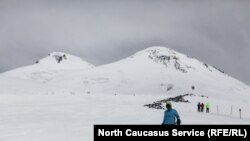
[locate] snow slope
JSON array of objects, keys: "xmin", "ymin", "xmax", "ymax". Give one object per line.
[
  {"xmin": 1, "ymin": 52, "xmax": 94, "ymax": 94},
  {"xmin": 2, "ymin": 52, "xmax": 94, "ymax": 82},
  {"xmin": 0, "ymin": 94, "xmax": 249, "ymax": 141},
  {"xmin": 0, "ymin": 46, "xmax": 250, "ymax": 141},
  {"xmin": 2, "ymin": 47, "xmax": 250, "ymax": 97},
  {"xmin": 98, "ymin": 47, "xmax": 250, "ymax": 97}
]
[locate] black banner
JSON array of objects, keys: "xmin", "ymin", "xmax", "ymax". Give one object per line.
[{"xmin": 94, "ymin": 125, "xmax": 250, "ymax": 141}]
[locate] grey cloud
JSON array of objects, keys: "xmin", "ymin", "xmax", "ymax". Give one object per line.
[{"xmin": 0, "ymin": 0, "xmax": 249, "ymax": 84}]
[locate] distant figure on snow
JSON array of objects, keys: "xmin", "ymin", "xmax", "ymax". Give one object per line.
[
  {"xmin": 200, "ymin": 103, "xmax": 204, "ymax": 112},
  {"xmin": 205, "ymin": 102, "xmax": 210, "ymax": 113},
  {"xmin": 162, "ymin": 102, "xmax": 181, "ymax": 125},
  {"xmin": 197, "ymin": 102, "xmax": 201, "ymax": 112}
]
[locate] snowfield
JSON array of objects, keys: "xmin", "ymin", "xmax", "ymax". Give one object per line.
[
  {"xmin": 0, "ymin": 47, "xmax": 250, "ymax": 141},
  {"xmin": 0, "ymin": 94, "xmax": 249, "ymax": 141}
]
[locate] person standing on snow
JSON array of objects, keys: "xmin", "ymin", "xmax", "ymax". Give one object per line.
[
  {"xmin": 200, "ymin": 103, "xmax": 204, "ymax": 112},
  {"xmin": 197, "ymin": 102, "xmax": 201, "ymax": 112},
  {"xmin": 205, "ymin": 102, "xmax": 210, "ymax": 113},
  {"xmin": 162, "ymin": 102, "xmax": 181, "ymax": 125}
]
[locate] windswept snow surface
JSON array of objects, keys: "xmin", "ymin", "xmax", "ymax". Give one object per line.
[{"xmin": 0, "ymin": 47, "xmax": 250, "ymax": 141}]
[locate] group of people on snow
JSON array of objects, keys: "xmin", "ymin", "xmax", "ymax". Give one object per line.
[{"xmin": 197, "ymin": 102, "xmax": 210, "ymax": 113}]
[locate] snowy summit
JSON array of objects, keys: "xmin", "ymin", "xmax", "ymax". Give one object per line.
[
  {"xmin": 35, "ymin": 52, "xmax": 94, "ymax": 69},
  {"xmin": 1, "ymin": 46, "xmax": 249, "ymax": 96}
]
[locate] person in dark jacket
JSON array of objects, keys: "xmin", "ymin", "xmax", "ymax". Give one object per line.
[
  {"xmin": 200, "ymin": 103, "xmax": 204, "ymax": 112},
  {"xmin": 162, "ymin": 102, "xmax": 181, "ymax": 125},
  {"xmin": 197, "ymin": 102, "xmax": 201, "ymax": 112}
]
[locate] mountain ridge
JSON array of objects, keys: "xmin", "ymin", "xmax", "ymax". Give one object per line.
[{"xmin": 0, "ymin": 46, "xmax": 249, "ymax": 97}]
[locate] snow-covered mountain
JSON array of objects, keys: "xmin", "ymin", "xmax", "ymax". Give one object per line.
[
  {"xmin": 0, "ymin": 52, "xmax": 94, "ymax": 94},
  {"xmin": 1, "ymin": 47, "xmax": 250, "ymax": 140},
  {"xmin": 1, "ymin": 52, "xmax": 94, "ymax": 81},
  {"xmin": 1, "ymin": 46, "xmax": 250, "ymax": 97},
  {"xmin": 97, "ymin": 47, "xmax": 250, "ymax": 98}
]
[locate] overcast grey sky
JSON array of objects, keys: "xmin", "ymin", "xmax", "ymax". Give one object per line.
[{"xmin": 0, "ymin": 0, "xmax": 250, "ymax": 85}]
